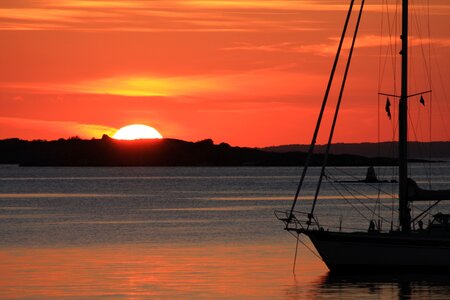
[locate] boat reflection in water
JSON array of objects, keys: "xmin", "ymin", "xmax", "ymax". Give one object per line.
[{"xmin": 317, "ymin": 273, "xmax": 450, "ymax": 299}]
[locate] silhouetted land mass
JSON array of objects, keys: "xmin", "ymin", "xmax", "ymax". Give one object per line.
[
  {"xmin": 262, "ymin": 142, "xmax": 450, "ymax": 160},
  {"xmin": 0, "ymin": 136, "xmax": 412, "ymax": 167}
]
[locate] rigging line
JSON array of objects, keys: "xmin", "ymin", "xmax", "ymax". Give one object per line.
[
  {"xmin": 413, "ymin": 96, "xmax": 424, "ymax": 144},
  {"xmin": 287, "ymin": 231, "xmax": 323, "ymax": 261},
  {"xmin": 432, "ymin": 49, "xmax": 450, "ymax": 140},
  {"xmin": 411, "ymin": 199, "xmax": 442, "ymax": 223},
  {"xmin": 379, "ymin": 0, "xmax": 398, "ymax": 93},
  {"xmin": 377, "ymin": 94, "xmax": 382, "ymax": 218},
  {"xmin": 324, "ymin": 169, "xmax": 395, "ymax": 214},
  {"xmin": 412, "ymin": 2, "xmax": 432, "ymax": 88},
  {"xmin": 384, "ymin": 0, "xmax": 396, "ymax": 87},
  {"xmin": 309, "ymin": 0, "xmax": 366, "ymax": 219},
  {"xmin": 329, "ymin": 181, "xmax": 372, "ymax": 223},
  {"xmin": 377, "ymin": 94, "xmax": 381, "ymax": 197},
  {"xmin": 393, "ymin": 0, "xmax": 400, "ymax": 97},
  {"xmin": 330, "ymin": 178, "xmax": 392, "ymax": 222},
  {"xmin": 407, "ymin": 108, "xmax": 432, "ymax": 178},
  {"xmin": 328, "ymin": 167, "xmax": 398, "ymax": 199},
  {"xmin": 335, "ymin": 182, "xmax": 391, "ymax": 223},
  {"xmin": 410, "ymin": 0, "xmax": 432, "ymax": 163},
  {"xmin": 390, "ymin": 0, "xmax": 399, "ymax": 167},
  {"xmin": 406, "ymin": 99, "xmax": 435, "ymax": 171},
  {"xmin": 376, "ymin": 0, "xmax": 383, "ymax": 223},
  {"xmin": 427, "ymin": 0, "xmax": 432, "ymax": 189},
  {"xmin": 379, "ymin": 0, "xmax": 393, "ymax": 91},
  {"xmin": 406, "ymin": 201, "xmax": 429, "ymax": 216},
  {"xmin": 410, "ymin": 203, "xmax": 427, "ymax": 221},
  {"xmin": 377, "ymin": 189, "xmax": 382, "ymax": 223},
  {"xmin": 288, "ymin": 0, "xmax": 356, "ymax": 219},
  {"xmin": 391, "ymin": 97, "xmax": 399, "ymax": 150},
  {"xmin": 325, "ymin": 174, "xmax": 398, "ymax": 214},
  {"xmin": 379, "ymin": 160, "xmax": 392, "ymax": 181},
  {"xmin": 377, "ymin": 1, "xmax": 386, "ymax": 212},
  {"xmin": 378, "ymin": 0, "xmax": 385, "ymax": 91},
  {"xmin": 336, "ymin": 180, "xmax": 396, "ymax": 214}
]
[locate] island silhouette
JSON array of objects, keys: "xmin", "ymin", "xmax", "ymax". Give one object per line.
[{"xmin": 0, "ymin": 135, "xmax": 436, "ymax": 167}]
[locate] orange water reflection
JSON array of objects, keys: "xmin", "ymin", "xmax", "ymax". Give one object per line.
[
  {"xmin": 2, "ymin": 242, "xmax": 449, "ymax": 299},
  {"xmin": 0, "ymin": 242, "xmax": 327, "ymax": 299}
]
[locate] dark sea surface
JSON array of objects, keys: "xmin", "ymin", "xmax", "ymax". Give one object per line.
[{"xmin": 0, "ymin": 164, "xmax": 449, "ymax": 299}]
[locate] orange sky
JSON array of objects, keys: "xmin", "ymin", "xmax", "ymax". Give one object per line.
[{"xmin": 1, "ymin": 0, "xmax": 450, "ymax": 146}]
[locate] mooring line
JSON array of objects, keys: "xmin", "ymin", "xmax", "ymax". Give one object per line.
[{"xmin": 293, "ymin": 233, "xmax": 300, "ymax": 274}]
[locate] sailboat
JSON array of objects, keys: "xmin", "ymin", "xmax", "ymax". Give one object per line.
[{"xmin": 276, "ymin": 0, "xmax": 450, "ymax": 272}]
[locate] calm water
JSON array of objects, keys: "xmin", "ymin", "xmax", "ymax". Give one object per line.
[{"xmin": 0, "ymin": 165, "xmax": 449, "ymax": 299}]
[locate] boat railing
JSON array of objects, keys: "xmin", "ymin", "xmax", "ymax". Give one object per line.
[
  {"xmin": 274, "ymin": 210, "xmax": 320, "ymax": 232},
  {"xmin": 275, "ymin": 209, "xmax": 380, "ymax": 233}
]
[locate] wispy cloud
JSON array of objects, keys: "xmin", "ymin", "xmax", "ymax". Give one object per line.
[
  {"xmin": 294, "ymin": 35, "xmax": 385, "ymax": 56},
  {"xmin": 0, "ymin": 117, "xmax": 117, "ymax": 139},
  {"xmin": 2, "ymin": 0, "xmax": 426, "ymax": 32},
  {"xmin": 2, "ymin": 0, "xmax": 450, "ymax": 32},
  {"xmin": 1, "ymin": 76, "xmax": 221, "ymax": 97},
  {"xmin": 0, "ymin": 69, "xmax": 326, "ymax": 100},
  {"xmin": 223, "ymin": 35, "xmax": 450, "ymax": 56},
  {"xmin": 222, "ymin": 36, "xmax": 380, "ymax": 56},
  {"xmin": 182, "ymin": 1, "xmax": 336, "ymax": 10},
  {"xmin": 222, "ymin": 41, "xmax": 308, "ymax": 53}
]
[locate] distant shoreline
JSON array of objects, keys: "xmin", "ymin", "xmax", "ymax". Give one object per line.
[{"xmin": 262, "ymin": 141, "xmax": 450, "ymax": 160}]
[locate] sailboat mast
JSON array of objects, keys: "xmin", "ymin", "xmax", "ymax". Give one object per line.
[{"xmin": 399, "ymin": 0, "xmax": 411, "ymax": 232}]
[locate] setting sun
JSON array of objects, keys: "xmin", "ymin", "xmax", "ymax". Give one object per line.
[{"xmin": 113, "ymin": 124, "xmax": 163, "ymax": 140}]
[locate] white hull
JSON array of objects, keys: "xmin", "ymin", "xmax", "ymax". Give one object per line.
[{"xmin": 304, "ymin": 230, "xmax": 450, "ymax": 272}]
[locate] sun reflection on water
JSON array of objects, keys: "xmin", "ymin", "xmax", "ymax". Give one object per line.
[{"xmin": 0, "ymin": 243, "xmax": 327, "ymax": 299}]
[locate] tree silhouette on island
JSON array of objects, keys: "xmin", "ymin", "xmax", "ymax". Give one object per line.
[{"xmin": 0, "ymin": 136, "xmax": 437, "ymax": 167}]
